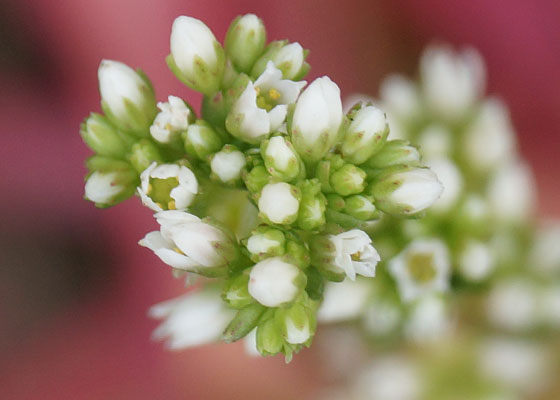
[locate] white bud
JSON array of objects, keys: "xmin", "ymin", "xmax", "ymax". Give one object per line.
[
  {"xmin": 150, "ymin": 96, "xmax": 193, "ymax": 144},
  {"xmin": 462, "ymin": 98, "xmax": 516, "ymax": 171},
  {"xmin": 420, "ymin": 45, "xmax": 485, "ymax": 120},
  {"xmin": 138, "ymin": 162, "xmax": 198, "ymax": 212},
  {"xmin": 85, "ymin": 171, "xmax": 125, "ymax": 205},
  {"xmin": 149, "ymin": 289, "xmax": 235, "ymax": 349},
  {"xmin": 342, "ymin": 104, "xmax": 388, "ymax": 164},
  {"xmin": 98, "ymin": 60, "xmax": 156, "ymax": 134},
  {"xmin": 458, "ymin": 239, "xmax": 495, "ymax": 282},
  {"xmin": 210, "ymin": 147, "xmax": 246, "ymax": 184},
  {"xmin": 291, "ymin": 76, "xmax": 343, "ymax": 162},
  {"xmin": 263, "ymin": 136, "xmax": 300, "ymax": 180},
  {"xmin": 388, "ymin": 239, "xmax": 450, "ymax": 302},
  {"xmin": 169, "ymin": 16, "xmax": 224, "ymax": 95},
  {"xmin": 248, "ymin": 257, "xmax": 302, "ymax": 307},
  {"xmin": 417, "ymin": 124, "xmax": 453, "ymax": 158},
  {"xmin": 258, "ymin": 182, "xmax": 300, "ymax": 224},
  {"xmin": 272, "ymin": 42, "xmax": 306, "ymax": 80},
  {"xmin": 425, "ymin": 157, "xmax": 463, "ymax": 213}
]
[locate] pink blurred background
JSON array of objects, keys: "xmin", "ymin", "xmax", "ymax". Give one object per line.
[{"xmin": 1, "ymin": 1, "xmax": 558, "ymax": 398}]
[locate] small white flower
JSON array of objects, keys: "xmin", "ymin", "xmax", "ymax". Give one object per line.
[
  {"xmin": 420, "ymin": 45, "xmax": 485, "ymax": 120},
  {"xmin": 487, "ymin": 278, "xmax": 538, "ymax": 331},
  {"xmin": 149, "ymin": 289, "xmax": 235, "ymax": 349},
  {"xmin": 487, "ymin": 160, "xmax": 535, "ymax": 223},
  {"xmin": 98, "ymin": 59, "xmax": 156, "ymax": 132},
  {"xmin": 458, "ymin": 239, "xmax": 495, "ymax": 281},
  {"xmin": 258, "ymin": 182, "xmax": 300, "ymax": 224},
  {"xmin": 462, "ymin": 98, "xmax": 516, "ymax": 171},
  {"xmin": 425, "ymin": 157, "xmax": 463, "ymax": 213},
  {"xmin": 150, "ymin": 96, "xmax": 192, "ymax": 144},
  {"xmin": 291, "ymin": 76, "xmax": 343, "ymax": 161},
  {"xmin": 327, "ymin": 229, "xmax": 380, "ymax": 280},
  {"xmin": 84, "ymin": 171, "xmax": 125, "ymax": 205},
  {"xmin": 318, "ymin": 278, "xmax": 372, "ymax": 323},
  {"xmin": 389, "ymin": 239, "xmax": 450, "ymax": 302},
  {"xmin": 138, "ymin": 162, "xmax": 198, "ymax": 212},
  {"xmin": 404, "ymin": 295, "xmax": 452, "ymax": 343},
  {"xmin": 226, "ymin": 62, "xmax": 306, "ymax": 143},
  {"xmin": 248, "ymin": 256, "xmax": 302, "ymax": 307},
  {"xmin": 139, "ymin": 210, "xmax": 235, "ymax": 271},
  {"xmin": 210, "ymin": 147, "xmax": 246, "ymax": 183}
]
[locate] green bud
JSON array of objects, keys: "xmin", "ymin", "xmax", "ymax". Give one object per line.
[
  {"xmin": 297, "ymin": 179, "xmax": 327, "ymax": 231},
  {"xmin": 243, "ymin": 165, "xmax": 271, "ymax": 195},
  {"xmin": 344, "ymin": 195, "xmax": 378, "ymax": 221},
  {"xmin": 366, "ymin": 140, "xmax": 421, "ymax": 169},
  {"xmin": 127, "ymin": 139, "xmax": 163, "ymax": 173},
  {"xmin": 330, "ymin": 164, "xmax": 366, "ymax": 196},
  {"xmin": 251, "ymin": 40, "xmax": 310, "ymax": 81},
  {"xmin": 80, "ymin": 113, "xmax": 129, "ymax": 158},
  {"xmin": 261, "ymin": 136, "xmax": 303, "ymax": 182},
  {"xmin": 304, "ymin": 267, "xmax": 324, "ymax": 301},
  {"xmin": 256, "ymin": 316, "xmax": 284, "ymax": 356},
  {"xmin": 325, "ymin": 194, "xmax": 345, "ymax": 211},
  {"xmin": 222, "ymin": 303, "xmax": 266, "ymax": 343},
  {"xmin": 225, "ymin": 14, "xmax": 267, "ymax": 74},
  {"xmin": 341, "ymin": 103, "xmax": 389, "ymax": 164},
  {"xmin": 84, "ymin": 158, "xmax": 138, "ymax": 208},
  {"xmin": 245, "ymin": 227, "xmax": 286, "ymax": 262},
  {"xmin": 317, "ymin": 155, "xmax": 345, "ymax": 193},
  {"xmin": 277, "ymin": 301, "xmax": 315, "ymax": 345},
  {"xmin": 285, "ymin": 238, "xmax": 310, "ymax": 269},
  {"xmin": 222, "ymin": 273, "xmax": 254, "ymax": 309},
  {"xmin": 310, "ymin": 235, "xmax": 346, "ymax": 282},
  {"xmin": 183, "ymin": 119, "xmax": 222, "ymax": 160}
]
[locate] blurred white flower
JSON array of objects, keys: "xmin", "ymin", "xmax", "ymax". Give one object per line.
[
  {"xmin": 318, "ymin": 278, "xmax": 372, "ymax": 323},
  {"xmin": 379, "ymin": 74, "xmax": 421, "ymax": 121},
  {"xmin": 487, "ymin": 279, "xmax": 538, "ymax": 331},
  {"xmin": 404, "ymin": 295, "xmax": 452, "ymax": 343},
  {"xmin": 425, "ymin": 157, "xmax": 463, "ymax": 213},
  {"xmin": 529, "ymin": 222, "xmax": 560, "ymax": 276},
  {"xmin": 458, "ymin": 239, "xmax": 495, "ymax": 282}
]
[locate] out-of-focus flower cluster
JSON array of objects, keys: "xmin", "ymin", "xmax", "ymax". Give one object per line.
[
  {"xmin": 317, "ymin": 45, "xmax": 560, "ymax": 399},
  {"xmin": 79, "ymin": 14, "xmax": 443, "ymax": 360}
]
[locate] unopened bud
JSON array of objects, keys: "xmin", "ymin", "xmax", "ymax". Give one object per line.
[{"xmin": 225, "ymin": 14, "xmax": 266, "ymax": 74}]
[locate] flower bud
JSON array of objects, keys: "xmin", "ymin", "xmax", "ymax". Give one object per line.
[
  {"xmin": 370, "ymin": 166, "xmax": 443, "ymax": 216},
  {"xmin": 210, "ymin": 145, "xmax": 246, "ymax": 184},
  {"xmin": 84, "ymin": 161, "xmax": 138, "ymax": 207},
  {"xmin": 311, "ymin": 229, "xmax": 380, "ymax": 281},
  {"xmin": 225, "ymin": 14, "xmax": 266, "ymax": 74},
  {"xmin": 261, "ymin": 136, "xmax": 302, "ymax": 181},
  {"xmin": 138, "ymin": 162, "xmax": 198, "ymax": 212},
  {"xmin": 365, "ymin": 140, "xmax": 421, "ymax": 169},
  {"xmin": 98, "ymin": 60, "xmax": 157, "ymax": 135},
  {"xmin": 243, "ymin": 165, "xmax": 270, "ymax": 194},
  {"xmin": 222, "ymin": 303, "xmax": 266, "ymax": 343},
  {"xmin": 297, "ymin": 179, "xmax": 327, "ymax": 231},
  {"xmin": 256, "ymin": 316, "xmax": 284, "ymax": 355},
  {"xmin": 127, "ymin": 139, "xmax": 163, "ymax": 173},
  {"xmin": 168, "ymin": 16, "xmax": 225, "ymax": 96},
  {"xmin": 248, "ymin": 256, "xmax": 305, "ymax": 307},
  {"xmin": 291, "ymin": 76, "xmax": 343, "ymax": 162},
  {"xmin": 344, "ymin": 195, "xmax": 378, "ymax": 221},
  {"xmin": 251, "ymin": 40, "xmax": 309, "ymax": 80},
  {"xmin": 341, "ymin": 104, "xmax": 389, "ymax": 165},
  {"xmin": 222, "ymin": 273, "xmax": 254, "ymax": 309},
  {"xmin": 258, "ymin": 182, "xmax": 301, "ymax": 225},
  {"xmin": 80, "ymin": 113, "xmax": 129, "ymax": 158},
  {"xmin": 150, "ymin": 96, "xmax": 195, "ymax": 145},
  {"xmin": 246, "ymin": 228, "xmax": 286, "ymax": 262},
  {"xmin": 183, "ymin": 119, "xmax": 222, "ymax": 160},
  {"xmin": 278, "ymin": 303, "xmax": 315, "ymax": 345},
  {"xmin": 330, "ymin": 164, "xmax": 367, "ymax": 196}
]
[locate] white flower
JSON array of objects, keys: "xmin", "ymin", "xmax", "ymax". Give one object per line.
[
  {"xmin": 462, "ymin": 98, "xmax": 516, "ymax": 171},
  {"xmin": 328, "ymin": 229, "xmax": 380, "ymax": 280},
  {"xmin": 170, "ymin": 16, "xmax": 224, "ymax": 95},
  {"xmin": 85, "ymin": 171, "xmax": 125, "ymax": 205},
  {"xmin": 258, "ymin": 182, "xmax": 300, "ymax": 224},
  {"xmin": 458, "ymin": 239, "xmax": 495, "ymax": 281},
  {"xmin": 318, "ymin": 278, "xmax": 372, "ymax": 323},
  {"xmin": 226, "ymin": 61, "xmax": 306, "ymax": 143},
  {"xmin": 138, "ymin": 162, "xmax": 198, "ymax": 212},
  {"xmin": 149, "ymin": 289, "xmax": 235, "ymax": 349},
  {"xmin": 372, "ymin": 167, "xmax": 443, "ymax": 216},
  {"xmin": 150, "ymin": 96, "xmax": 192, "ymax": 144},
  {"xmin": 210, "ymin": 147, "xmax": 246, "ymax": 183},
  {"xmin": 487, "ymin": 160, "xmax": 535, "ymax": 223},
  {"xmin": 389, "ymin": 239, "xmax": 450, "ymax": 302},
  {"xmin": 487, "ymin": 279, "xmax": 538, "ymax": 331},
  {"xmin": 425, "ymin": 157, "xmax": 463, "ymax": 212},
  {"xmin": 139, "ymin": 210, "xmax": 235, "ymax": 271},
  {"xmin": 291, "ymin": 76, "xmax": 343, "ymax": 161},
  {"xmin": 420, "ymin": 45, "xmax": 485, "ymax": 120},
  {"xmin": 248, "ymin": 256, "xmax": 302, "ymax": 307},
  {"xmin": 379, "ymin": 74, "xmax": 421, "ymax": 121},
  {"xmin": 404, "ymin": 295, "xmax": 452, "ymax": 343},
  {"xmin": 98, "ymin": 60, "xmax": 156, "ymax": 133}
]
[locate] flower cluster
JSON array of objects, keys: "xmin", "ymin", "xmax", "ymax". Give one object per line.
[{"xmin": 80, "ymin": 14, "xmax": 442, "ymax": 360}]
